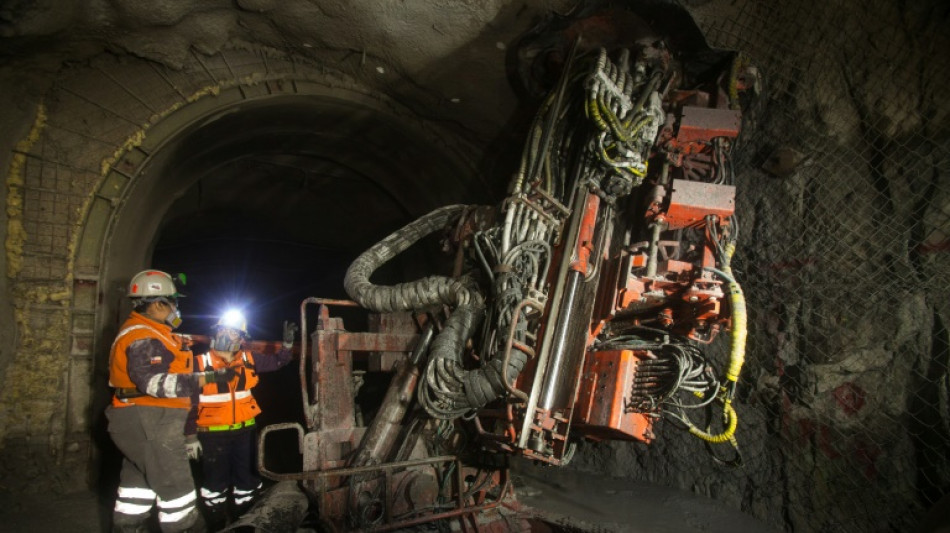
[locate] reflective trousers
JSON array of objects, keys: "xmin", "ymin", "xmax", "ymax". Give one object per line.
[
  {"xmin": 107, "ymin": 405, "xmax": 204, "ymax": 533},
  {"xmin": 197, "ymin": 425, "xmax": 262, "ymax": 528}
]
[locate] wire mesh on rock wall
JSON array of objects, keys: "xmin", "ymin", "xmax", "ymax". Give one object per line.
[
  {"xmin": 573, "ymin": 1, "xmax": 949, "ymax": 532},
  {"xmin": 701, "ymin": 0, "xmax": 948, "ymax": 531}
]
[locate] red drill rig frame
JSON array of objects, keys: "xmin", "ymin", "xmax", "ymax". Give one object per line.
[
  {"xmin": 258, "ymin": 26, "xmax": 755, "ymax": 533},
  {"xmin": 259, "ymin": 300, "xmax": 516, "ymax": 531}
]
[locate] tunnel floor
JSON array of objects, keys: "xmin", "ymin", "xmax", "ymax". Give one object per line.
[
  {"xmin": 0, "ymin": 465, "xmax": 779, "ymax": 532},
  {"xmin": 509, "ymin": 461, "xmax": 779, "ymax": 533},
  {"xmin": 0, "ymin": 488, "xmax": 109, "ymax": 532}
]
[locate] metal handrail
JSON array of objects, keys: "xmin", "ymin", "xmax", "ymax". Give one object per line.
[{"xmin": 500, "ymin": 298, "xmax": 544, "ymax": 402}]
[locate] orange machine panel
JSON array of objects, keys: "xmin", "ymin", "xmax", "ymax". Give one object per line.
[
  {"xmin": 664, "ymin": 179, "xmax": 735, "ymax": 229},
  {"xmin": 572, "ymin": 349, "xmax": 654, "ymax": 443},
  {"xmin": 676, "ymin": 106, "xmax": 741, "ymax": 142}
]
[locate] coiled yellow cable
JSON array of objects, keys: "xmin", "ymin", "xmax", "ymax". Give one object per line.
[{"xmin": 687, "ymin": 399, "xmax": 738, "ymax": 444}]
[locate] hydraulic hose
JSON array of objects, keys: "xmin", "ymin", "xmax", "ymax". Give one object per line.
[
  {"xmin": 685, "ymin": 399, "xmax": 738, "ymax": 444},
  {"xmin": 463, "ymin": 347, "xmax": 530, "ymax": 409},
  {"xmin": 344, "ymin": 204, "xmax": 482, "ymax": 312},
  {"xmin": 419, "ymin": 303, "xmax": 531, "ymax": 419},
  {"xmin": 686, "ymin": 241, "xmax": 746, "ymax": 444},
  {"xmin": 718, "ymin": 241, "xmax": 747, "ymax": 387},
  {"xmin": 419, "ymin": 304, "xmax": 482, "ymax": 419}
]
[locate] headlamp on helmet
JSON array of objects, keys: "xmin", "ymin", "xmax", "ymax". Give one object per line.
[{"xmin": 211, "ymin": 309, "xmax": 248, "ymax": 353}]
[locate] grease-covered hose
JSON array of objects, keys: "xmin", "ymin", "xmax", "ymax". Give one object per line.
[
  {"xmin": 463, "ymin": 346, "xmax": 530, "ymax": 409},
  {"xmin": 419, "ymin": 304, "xmax": 481, "ymax": 419},
  {"xmin": 419, "ymin": 303, "xmax": 531, "ymax": 419},
  {"xmin": 346, "ymin": 204, "xmax": 527, "ymax": 420},
  {"xmin": 344, "ymin": 205, "xmax": 482, "ymax": 312}
]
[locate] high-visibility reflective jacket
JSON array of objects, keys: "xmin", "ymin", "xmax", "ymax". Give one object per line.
[
  {"xmin": 109, "ymin": 311, "xmax": 195, "ymax": 409},
  {"xmin": 194, "ymin": 350, "xmax": 261, "ymax": 427}
]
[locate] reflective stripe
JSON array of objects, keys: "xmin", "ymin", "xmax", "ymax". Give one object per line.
[
  {"xmin": 162, "ymin": 374, "xmax": 178, "ymax": 397},
  {"xmin": 200, "ymin": 390, "xmax": 251, "ymax": 402},
  {"xmin": 157, "ymin": 490, "xmax": 197, "ymax": 509},
  {"xmin": 144, "ymin": 373, "xmax": 180, "ymax": 398},
  {"xmin": 233, "ymin": 483, "xmax": 260, "ymax": 505},
  {"xmin": 201, "ymin": 418, "xmax": 255, "ymax": 431},
  {"xmin": 115, "ymin": 501, "xmax": 152, "ymax": 515},
  {"xmin": 112, "ymin": 324, "xmax": 179, "ymax": 352},
  {"xmin": 111, "ymin": 325, "xmax": 151, "ymax": 352},
  {"xmin": 117, "ymin": 486, "xmax": 156, "ymax": 500},
  {"xmin": 158, "ymin": 506, "xmax": 195, "ymax": 523},
  {"xmin": 146, "ymin": 374, "xmax": 163, "ymax": 396},
  {"xmin": 200, "ymin": 487, "xmax": 226, "ymax": 498},
  {"xmin": 202, "ymin": 353, "xmax": 213, "ymax": 367}
]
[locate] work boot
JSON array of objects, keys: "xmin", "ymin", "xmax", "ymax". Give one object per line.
[
  {"xmin": 182, "ymin": 510, "xmax": 208, "ymax": 533},
  {"xmin": 233, "ymin": 498, "xmax": 256, "ymax": 520},
  {"xmin": 202, "ymin": 504, "xmax": 227, "ymax": 533},
  {"xmin": 111, "ymin": 513, "xmax": 149, "ymax": 533},
  {"xmin": 163, "ymin": 508, "xmax": 208, "ymax": 533}
]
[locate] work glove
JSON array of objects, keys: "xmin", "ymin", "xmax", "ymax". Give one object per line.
[
  {"xmin": 201, "ymin": 367, "xmax": 237, "ymax": 385},
  {"xmin": 185, "ymin": 435, "xmax": 202, "ymax": 461},
  {"xmin": 283, "ymin": 320, "xmax": 299, "ymax": 349}
]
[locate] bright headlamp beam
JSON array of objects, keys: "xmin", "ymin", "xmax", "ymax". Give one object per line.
[{"xmin": 219, "ymin": 308, "xmax": 246, "ymax": 330}]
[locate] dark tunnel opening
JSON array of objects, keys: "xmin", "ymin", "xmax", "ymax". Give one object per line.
[{"xmin": 146, "ymin": 94, "xmax": 479, "ymax": 338}]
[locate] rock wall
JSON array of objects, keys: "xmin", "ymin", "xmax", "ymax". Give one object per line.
[{"xmin": 569, "ymin": 1, "xmax": 950, "ymax": 531}]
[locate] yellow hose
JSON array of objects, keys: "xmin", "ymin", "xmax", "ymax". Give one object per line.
[
  {"xmin": 598, "ymin": 100, "xmax": 627, "ymax": 142},
  {"xmin": 587, "ymin": 97, "xmax": 608, "ymax": 131},
  {"xmin": 721, "ymin": 241, "xmax": 747, "ymax": 385},
  {"xmin": 598, "ymin": 144, "xmax": 647, "ymax": 178},
  {"xmin": 687, "ymin": 399, "xmax": 738, "ymax": 444},
  {"xmin": 624, "ymin": 114, "xmax": 652, "ymax": 139},
  {"xmin": 685, "ymin": 239, "xmax": 746, "ymax": 445}
]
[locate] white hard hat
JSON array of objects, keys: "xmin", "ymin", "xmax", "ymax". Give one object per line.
[{"xmin": 128, "ymin": 270, "xmax": 183, "ymax": 299}]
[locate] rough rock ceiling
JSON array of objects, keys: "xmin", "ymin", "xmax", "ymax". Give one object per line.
[
  {"xmin": 2, "ymin": 0, "xmax": 575, "ymax": 146},
  {"xmin": 1, "ymin": 1, "xmax": 717, "ymax": 146}
]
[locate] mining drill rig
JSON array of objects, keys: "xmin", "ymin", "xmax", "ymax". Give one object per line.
[{"xmin": 254, "ymin": 15, "xmax": 757, "ymax": 533}]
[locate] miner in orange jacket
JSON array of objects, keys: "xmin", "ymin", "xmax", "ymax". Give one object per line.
[
  {"xmin": 184, "ymin": 309, "xmax": 296, "ymax": 529},
  {"xmin": 107, "ymin": 270, "xmax": 235, "ymax": 533}
]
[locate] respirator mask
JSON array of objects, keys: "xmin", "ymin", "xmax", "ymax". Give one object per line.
[
  {"xmin": 161, "ymin": 298, "xmax": 182, "ymax": 329},
  {"xmin": 211, "ymin": 327, "xmax": 242, "ymax": 353}
]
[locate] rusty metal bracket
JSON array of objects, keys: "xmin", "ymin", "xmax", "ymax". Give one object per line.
[
  {"xmin": 258, "ymin": 422, "xmax": 305, "ymax": 480},
  {"xmin": 299, "ymin": 297, "xmax": 361, "ymax": 428}
]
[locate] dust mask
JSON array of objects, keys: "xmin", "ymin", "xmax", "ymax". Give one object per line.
[
  {"xmin": 211, "ymin": 329, "xmax": 241, "ymax": 353},
  {"xmin": 166, "ymin": 309, "xmax": 182, "ymax": 329},
  {"xmin": 164, "ymin": 300, "xmax": 182, "ymax": 329}
]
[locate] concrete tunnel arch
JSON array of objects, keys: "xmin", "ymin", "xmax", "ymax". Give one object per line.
[{"xmin": 1, "ymin": 48, "xmax": 486, "ymax": 490}]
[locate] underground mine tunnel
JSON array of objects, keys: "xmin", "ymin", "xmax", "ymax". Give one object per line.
[{"xmin": 1, "ymin": 1, "xmax": 948, "ymax": 532}]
